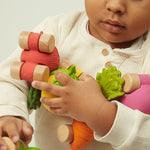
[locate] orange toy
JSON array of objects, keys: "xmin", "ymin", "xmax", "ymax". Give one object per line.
[
  {"xmin": 57, "ymin": 120, "xmax": 94, "ymax": 150},
  {"xmin": 2, "ymin": 137, "xmax": 41, "ymax": 150},
  {"xmin": 10, "ymin": 31, "xmax": 149, "ymax": 150},
  {"xmin": 49, "ymin": 60, "xmax": 150, "ymax": 150},
  {"xmin": 42, "ymin": 60, "xmax": 94, "ymax": 150}
]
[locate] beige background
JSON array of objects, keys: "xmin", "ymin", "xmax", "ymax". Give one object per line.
[{"xmin": 0, "ymin": 0, "xmax": 84, "ymax": 62}]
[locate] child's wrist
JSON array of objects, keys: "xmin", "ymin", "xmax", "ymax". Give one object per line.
[
  {"xmin": 87, "ymin": 101, "xmax": 117, "ymax": 136},
  {"xmin": 101, "ymin": 101, "xmax": 117, "ymax": 134}
]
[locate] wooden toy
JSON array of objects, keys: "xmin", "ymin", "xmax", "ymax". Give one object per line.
[
  {"xmin": 42, "ymin": 60, "xmax": 94, "ymax": 150},
  {"xmin": 2, "ymin": 137, "xmax": 41, "ymax": 150},
  {"xmin": 9, "ymin": 31, "xmax": 60, "ymax": 149},
  {"xmin": 50, "ymin": 60, "xmax": 150, "ymax": 150},
  {"xmin": 120, "ymin": 73, "xmax": 150, "ymax": 114},
  {"xmin": 2, "ymin": 137, "xmax": 17, "ymax": 150},
  {"xmin": 10, "ymin": 31, "xmax": 60, "ymax": 110},
  {"xmin": 10, "ymin": 31, "xmax": 150, "ymax": 150},
  {"xmin": 10, "ymin": 31, "xmax": 59, "ymax": 82}
]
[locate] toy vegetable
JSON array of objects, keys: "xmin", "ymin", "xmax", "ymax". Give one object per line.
[
  {"xmin": 119, "ymin": 73, "xmax": 150, "ymax": 114},
  {"xmin": 10, "ymin": 31, "xmax": 150, "ymax": 150},
  {"xmin": 41, "ymin": 62, "xmax": 94, "ymax": 150},
  {"xmin": 10, "ymin": 31, "xmax": 59, "ymax": 82},
  {"xmin": 41, "ymin": 60, "xmax": 124, "ymax": 150},
  {"xmin": 10, "ymin": 31, "xmax": 60, "ymax": 149},
  {"xmin": 10, "ymin": 31, "xmax": 60, "ymax": 110},
  {"xmin": 2, "ymin": 137, "xmax": 17, "ymax": 150},
  {"xmin": 18, "ymin": 141, "xmax": 41, "ymax": 150},
  {"xmin": 46, "ymin": 60, "xmax": 124, "ymax": 150},
  {"xmin": 45, "ymin": 60, "xmax": 150, "ymax": 150},
  {"xmin": 2, "ymin": 137, "xmax": 41, "ymax": 150}
]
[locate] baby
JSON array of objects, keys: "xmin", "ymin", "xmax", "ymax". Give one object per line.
[{"xmin": 0, "ymin": 0, "xmax": 150, "ymax": 149}]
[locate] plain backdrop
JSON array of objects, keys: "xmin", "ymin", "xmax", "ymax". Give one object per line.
[
  {"xmin": 0, "ymin": 0, "xmax": 84, "ymax": 147},
  {"xmin": 0, "ymin": 0, "xmax": 84, "ymax": 62}
]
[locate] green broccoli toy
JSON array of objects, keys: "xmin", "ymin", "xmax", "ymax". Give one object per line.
[{"xmin": 96, "ymin": 66, "xmax": 125, "ymax": 100}]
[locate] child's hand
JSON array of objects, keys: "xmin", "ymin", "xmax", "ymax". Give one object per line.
[
  {"xmin": 0, "ymin": 116, "xmax": 33, "ymax": 150},
  {"xmin": 32, "ymin": 71, "xmax": 117, "ymax": 136},
  {"xmin": 32, "ymin": 71, "xmax": 103, "ymax": 121}
]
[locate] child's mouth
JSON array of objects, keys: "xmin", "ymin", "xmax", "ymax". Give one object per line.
[{"xmin": 102, "ymin": 20, "xmax": 125, "ymax": 33}]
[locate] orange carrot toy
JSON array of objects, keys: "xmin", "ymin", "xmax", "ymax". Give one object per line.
[
  {"xmin": 41, "ymin": 60, "xmax": 94, "ymax": 150},
  {"xmin": 44, "ymin": 60, "xmax": 150, "ymax": 150}
]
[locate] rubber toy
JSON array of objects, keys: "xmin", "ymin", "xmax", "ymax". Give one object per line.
[
  {"xmin": 42, "ymin": 60, "xmax": 150, "ymax": 150},
  {"xmin": 18, "ymin": 141, "xmax": 41, "ymax": 150},
  {"xmin": 2, "ymin": 137, "xmax": 41, "ymax": 150},
  {"xmin": 10, "ymin": 31, "xmax": 60, "ymax": 109},
  {"xmin": 41, "ymin": 61, "xmax": 94, "ymax": 150},
  {"xmin": 10, "ymin": 31, "xmax": 150, "ymax": 150},
  {"xmin": 10, "ymin": 31, "xmax": 59, "ymax": 82},
  {"xmin": 9, "ymin": 31, "xmax": 60, "ymax": 149}
]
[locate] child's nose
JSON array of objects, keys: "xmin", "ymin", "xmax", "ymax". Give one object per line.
[{"xmin": 106, "ymin": 0, "xmax": 126, "ymax": 15}]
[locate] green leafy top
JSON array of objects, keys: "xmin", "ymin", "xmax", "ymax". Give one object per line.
[
  {"xmin": 28, "ymin": 65, "xmax": 124, "ymax": 109},
  {"xmin": 27, "ymin": 65, "xmax": 78, "ymax": 110},
  {"xmin": 51, "ymin": 65, "xmax": 79, "ymax": 86},
  {"xmin": 18, "ymin": 141, "xmax": 41, "ymax": 150},
  {"xmin": 28, "ymin": 86, "xmax": 41, "ymax": 110},
  {"xmin": 96, "ymin": 66, "xmax": 125, "ymax": 100}
]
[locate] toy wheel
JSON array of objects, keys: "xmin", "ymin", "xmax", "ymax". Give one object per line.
[
  {"xmin": 18, "ymin": 31, "xmax": 31, "ymax": 50},
  {"xmin": 10, "ymin": 61, "xmax": 24, "ymax": 80},
  {"xmin": 39, "ymin": 34, "xmax": 55, "ymax": 53},
  {"xmin": 123, "ymin": 73, "xmax": 140, "ymax": 93},
  {"xmin": 2, "ymin": 137, "xmax": 17, "ymax": 150},
  {"xmin": 59, "ymin": 60, "xmax": 72, "ymax": 69},
  {"xmin": 57, "ymin": 124, "xmax": 74, "ymax": 143},
  {"xmin": 33, "ymin": 65, "xmax": 50, "ymax": 82}
]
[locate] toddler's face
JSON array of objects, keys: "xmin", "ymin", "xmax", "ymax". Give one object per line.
[{"xmin": 85, "ymin": 0, "xmax": 150, "ymax": 48}]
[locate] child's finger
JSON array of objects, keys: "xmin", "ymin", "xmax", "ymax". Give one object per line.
[
  {"xmin": 78, "ymin": 72, "xmax": 93, "ymax": 81},
  {"xmin": 32, "ymin": 81, "xmax": 63, "ymax": 96},
  {"xmin": 55, "ymin": 71, "xmax": 75, "ymax": 86},
  {"xmin": 40, "ymin": 97, "xmax": 62, "ymax": 108},
  {"xmin": 50, "ymin": 107, "xmax": 66, "ymax": 116},
  {"xmin": 3, "ymin": 123, "xmax": 19, "ymax": 143},
  {"xmin": 21, "ymin": 121, "xmax": 33, "ymax": 144}
]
